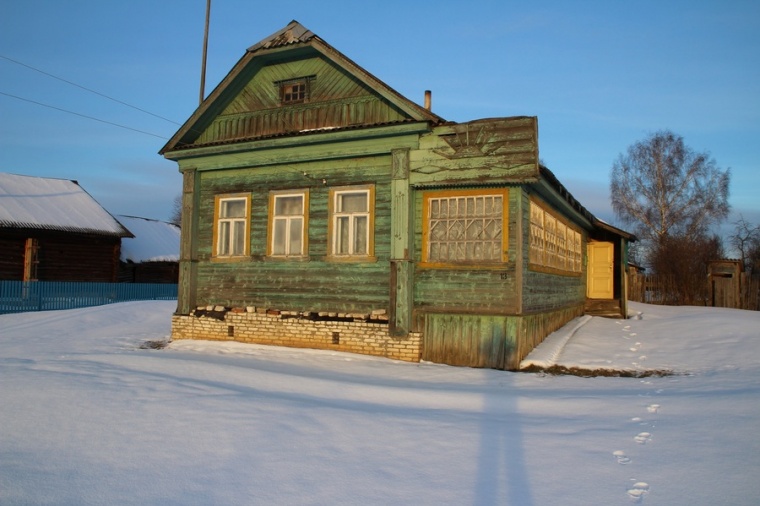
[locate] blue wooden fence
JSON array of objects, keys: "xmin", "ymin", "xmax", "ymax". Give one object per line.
[{"xmin": 0, "ymin": 281, "xmax": 177, "ymax": 315}]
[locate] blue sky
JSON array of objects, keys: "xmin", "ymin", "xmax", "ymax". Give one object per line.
[{"xmin": 2, "ymin": 0, "xmax": 758, "ymax": 236}]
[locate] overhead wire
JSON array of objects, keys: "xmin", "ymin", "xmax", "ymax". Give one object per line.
[
  {"xmin": 0, "ymin": 53, "xmax": 323, "ymax": 183},
  {"xmin": 0, "ymin": 53, "xmax": 181, "ymax": 126},
  {"xmin": 0, "ymin": 91, "xmax": 168, "ymax": 139}
]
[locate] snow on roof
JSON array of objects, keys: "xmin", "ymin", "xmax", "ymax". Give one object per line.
[
  {"xmin": 118, "ymin": 215, "xmax": 180, "ymax": 263},
  {"xmin": 0, "ymin": 172, "xmax": 131, "ymax": 237}
]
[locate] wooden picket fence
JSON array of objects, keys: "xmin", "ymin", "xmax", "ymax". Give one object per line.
[{"xmin": 628, "ymin": 272, "xmax": 760, "ymax": 311}]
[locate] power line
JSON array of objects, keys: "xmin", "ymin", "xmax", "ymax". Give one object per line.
[
  {"xmin": 0, "ymin": 91, "xmax": 168, "ymax": 139},
  {"xmin": 0, "ymin": 53, "xmax": 181, "ymax": 126}
]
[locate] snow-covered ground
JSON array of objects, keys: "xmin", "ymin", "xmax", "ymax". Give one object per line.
[{"xmin": 1, "ymin": 301, "xmax": 758, "ymax": 505}]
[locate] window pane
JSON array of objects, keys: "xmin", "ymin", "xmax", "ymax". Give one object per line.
[
  {"xmin": 219, "ymin": 222, "xmax": 230, "ymax": 255},
  {"xmin": 289, "ymin": 218, "xmax": 303, "ymax": 255},
  {"xmin": 222, "ymin": 199, "xmax": 246, "ymax": 218},
  {"xmin": 275, "ymin": 195, "xmax": 303, "ymax": 215},
  {"xmin": 273, "ymin": 218, "xmax": 287, "ymax": 255},
  {"xmin": 427, "ymin": 193, "xmax": 503, "ymax": 263},
  {"xmin": 353, "ymin": 216, "xmax": 367, "ymax": 254},
  {"xmin": 233, "ymin": 220, "xmax": 245, "ymax": 255},
  {"xmin": 336, "ymin": 216, "xmax": 349, "ymax": 254},
  {"xmin": 338, "ymin": 192, "xmax": 367, "ymax": 213}
]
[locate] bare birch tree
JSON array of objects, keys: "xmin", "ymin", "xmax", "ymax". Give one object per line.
[
  {"xmin": 170, "ymin": 194, "xmax": 182, "ymax": 228},
  {"xmin": 610, "ymin": 130, "xmax": 730, "ymax": 248},
  {"xmin": 730, "ymin": 216, "xmax": 760, "ymax": 274}
]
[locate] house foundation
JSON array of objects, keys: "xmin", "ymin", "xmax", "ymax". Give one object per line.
[{"xmin": 171, "ymin": 306, "xmax": 422, "ymax": 363}]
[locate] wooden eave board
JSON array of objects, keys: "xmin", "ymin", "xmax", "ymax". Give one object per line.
[{"xmin": 172, "ymin": 123, "xmax": 429, "ymax": 171}]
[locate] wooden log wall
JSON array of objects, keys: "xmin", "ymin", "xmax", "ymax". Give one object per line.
[
  {"xmin": 0, "ymin": 238, "xmax": 25, "ymax": 280},
  {"xmin": 0, "ymin": 232, "xmax": 119, "ymax": 282}
]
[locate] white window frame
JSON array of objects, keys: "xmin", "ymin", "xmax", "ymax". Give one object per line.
[
  {"xmin": 268, "ymin": 190, "xmax": 308, "ymax": 257},
  {"xmin": 214, "ymin": 194, "xmax": 250, "ymax": 258},
  {"xmin": 329, "ymin": 185, "xmax": 375, "ymax": 259}
]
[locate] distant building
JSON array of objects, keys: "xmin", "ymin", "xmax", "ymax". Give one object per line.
[
  {"xmin": 118, "ymin": 215, "xmax": 180, "ymax": 283},
  {"xmin": 0, "ymin": 172, "xmax": 132, "ymax": 282}
]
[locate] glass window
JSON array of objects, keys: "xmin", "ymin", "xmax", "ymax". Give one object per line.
[
  {"xmin": 214, "ymin": 195, "xmax": 250, "ymax": 257},
  {"xmin": 529, "ymin": 198, "xmax": 583, "ymax": 273},
  {"xmin": 278, "ymin": 76, "xmax": 314, "ymax": 105},
  {"xmin": 269, "ymin": 191, "xmax": 308, "ymax": 257},
  {"xmin": 329, "ymin": 186, "xmax": 374, "ymax": 258},
  {"xmin": 423, "ymin": 189, "xmax": 507, "ymax": 264}
]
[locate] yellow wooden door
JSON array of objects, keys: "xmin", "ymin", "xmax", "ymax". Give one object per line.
[{"xmin": 587, "ymin": 241, "xmax": 614, "ymax": 299}]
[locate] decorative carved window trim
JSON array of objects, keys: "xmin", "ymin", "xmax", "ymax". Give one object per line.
[
  {"xmin": 529, "ymin": 196, "xmax": 583, "ymax": 274},
  {"xmin": 421, "ymin": 188, "xmax": 509, "ymax": 267}
]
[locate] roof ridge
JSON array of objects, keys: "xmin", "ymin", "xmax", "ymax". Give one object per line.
[{"xmin": 247, "ymin": 20, "xmax": 315, "ymax": 53}]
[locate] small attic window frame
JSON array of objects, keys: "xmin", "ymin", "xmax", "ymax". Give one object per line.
[{"xmin": 276, "ymin": 75, "xmax": 316, "ymax": 105}]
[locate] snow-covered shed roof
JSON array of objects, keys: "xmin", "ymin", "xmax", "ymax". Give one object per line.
[
  {"xmin": 118, "ymin": 215, "xmax": 180, "ymax": 263},
  {"xmin": 0, "ymin": 172, "xmax": 132, "ymax": 237}
]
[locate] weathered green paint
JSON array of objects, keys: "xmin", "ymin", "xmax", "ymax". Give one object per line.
[
  {"xmin": 410, "ymin": 117, "xmax": 539, "ymax": 187},
  {"xmin": 421, "ymin": 305, "xmax": 583, "ymax": 370},
  {"xmin": 519, "ymin": 188, "xmax": 587, "ymax": 313},
  {"xmin": 176, "ymin": 169, "xmax": 199, "ymax": 314},
  {"xmin": 190, "ymin": 155, "xmax": 394, "ymax": 312},
  {"xmin": 173, "ymin": 129, "xmax": 426, "ymax": 170},
  {"xmin": 389, "ymin": 148, "xmax": 413, "ymax": 336},
  {"xmin": 389, "ymin": 260, "xmax": 413, "ymax": 336}
]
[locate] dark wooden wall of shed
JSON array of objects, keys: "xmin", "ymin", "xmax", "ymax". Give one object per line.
[
  {"xmin": 0, "ymin": 230, "xmax": 119, "ymax": 282},
  {"xmin": 0, "ymin": 237, "xmax": 25, "ymax": 280},
  {"xmin": 36, "ymin": 234, "xmax": 120, "ymax": 282},
  {"xmin": 119, "ymin": 261, "xmax": 179, "ymax": 283},
  {"xmin": 193, "ymin": 155, "xmax": 392, "ymax": 312}
]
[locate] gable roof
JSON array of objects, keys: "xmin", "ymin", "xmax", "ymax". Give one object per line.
[
  {"xmin": 0, "ymin": 172, "xmax": 132, "ymax": 237},
  {"xmin": 160, "ymin": 20, "xmax": 445, "ymax": 155},
  {"xmin": 118, "ymin": 216, "xmax": 180, "ymax": 263}
]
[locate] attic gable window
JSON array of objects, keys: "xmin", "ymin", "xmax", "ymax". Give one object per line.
[{"xmin": 276, "ymin": 76, "xmax": 315, "ymax": 105}]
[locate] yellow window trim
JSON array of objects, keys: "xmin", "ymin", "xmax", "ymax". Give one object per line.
[
  {"xmin": 326, "ymin": 184, "xmax": 375, "ymax": 261},
  {"xmin": 266, "ymin": 189, "xmax": 310, "ymax": 258},
  {"xmin": 211, "ymin": 193, "xmax": 251, "ymax": 259},
  {"xmin": 528, "ymin": 195, "xmax": 583, "ymax": 274},
  {"xmin": 421, "ymin": 188, "xmax": 509, "ymax": 267}
]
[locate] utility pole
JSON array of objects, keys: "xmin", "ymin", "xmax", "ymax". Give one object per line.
[{"xmin": 199, "ymin": 0, "xmax": 211, "ymax": 105}]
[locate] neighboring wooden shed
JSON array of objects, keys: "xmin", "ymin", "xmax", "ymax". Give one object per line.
[
  {"xmin": 160, "ymin": 21, "xmax": 634, "ymax": 370},
  {"xmin": 0, "ymin": 172, "xmax": 132, "ymax": 282},
  {"xmin": 118, "ymin": 216, "xmax": 180, "ymax": 283},
  {"xmin": 708, "ymin": 259, "xmax": 743, "ymax": 309}
]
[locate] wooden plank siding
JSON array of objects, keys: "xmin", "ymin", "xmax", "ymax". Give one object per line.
[
  {"xmin": 196, "ymin": 56, "xmax": 409, "ymax": 146},
  {"xmin": 190, "ymin": 155, "xmax": 394, "ymax": 313},
  {"xmin": 520, "ymin": 189, "xmax": 587, "ymax": 314},
  {"xmin": 410, "ymin": 117, "xmax": 539, "ymax": 187},
  {"xmin": 411, "ymin": 186, "xmax": 520, "ymax": 317}
]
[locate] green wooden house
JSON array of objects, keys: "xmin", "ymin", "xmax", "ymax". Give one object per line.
[{"xmin": 160, "ymin": 20, "xmax": 634, "ymax": 370}]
